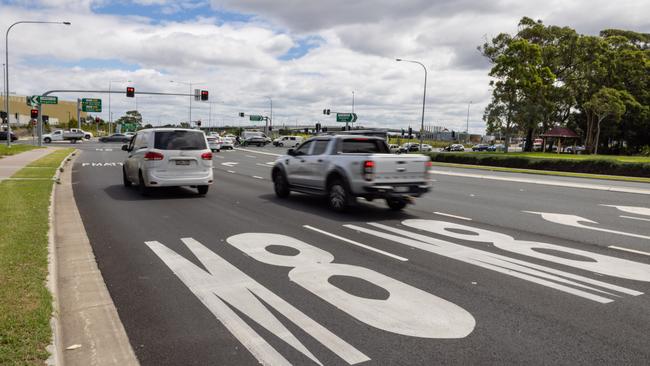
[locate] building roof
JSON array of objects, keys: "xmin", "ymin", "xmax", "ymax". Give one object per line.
[{"xmin": 541, "ymin": 127, "xmax": 579, "ymax": 138}]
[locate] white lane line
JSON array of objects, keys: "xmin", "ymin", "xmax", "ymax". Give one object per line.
[
  {"xmin": 213, "ymin": 155, "xmax": 224, "ymax": 159},
  {"xmin": 222, "ymin": 162, "xmax": 239, "ymax": 167},
  {"xmin": 433, "ymin": 212, "xmax": 472, "ymax": 221},
  {"xmin": 245, "ymin": 155, "xmax": 257, "ymax": 159},
  {"xmin": 620, "ymin": 215, "xmax": 650, "ymax": 222},
  {"xmin": 256, "ymin": 163, "xmax": 272, "ymax": 168},
  {"xmin": 609, "ymin": 246, "xmax": 650, "ymax": 257},
  {"xmin": 303, "ymin": 225, "xmax": 408, "ymax": 262},
  {"xmin": 235, "ymin": 147, "xmax": 282, "ymax": 157},
  {"xmin": 227, "ymin": 170, "xmax": 236, "ymax": 173},
  {"xmin": 252, "ymin": 176, "xmax": 264, "ymax": 180},
  {"xmin": 430, "ymin": 169, "xmax": 650, "ymax": 195}
]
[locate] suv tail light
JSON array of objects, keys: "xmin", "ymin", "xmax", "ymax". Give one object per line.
[
  {"xmin": 362, "ymin": 160, "xmax": 375, "ymax": 181},
  {"xmin": 144, "ymin": 152, "xmax": 164, "ymax": 161},
  {"xmin": 425, "ymin": 160, "xmax": 432, "ymax": 174},
  {"xmin": 201, "ymin": 152, "xmax": 213, "ymax": 160}
]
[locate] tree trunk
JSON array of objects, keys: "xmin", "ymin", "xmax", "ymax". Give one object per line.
[
  {"xmin": 594, "ymin": 116, "xmax": 604, "ymax": 155},
  {"xmin": 524, "ymin": 128, "xmax": 534, "ymax": 152}
]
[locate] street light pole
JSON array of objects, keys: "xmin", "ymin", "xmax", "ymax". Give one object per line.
[
  {"xmin": 5, "ymin": 20, "xmax": 70, "ymax": 147},
  {"xmin": 396, "ymin": 58, "xmax": 427, "ymax": 150},
  {"xmin": 466, "ymin": 101, "xmax": 472, "ymax": 144}
]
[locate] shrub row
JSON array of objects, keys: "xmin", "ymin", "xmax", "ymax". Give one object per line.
[{"xmin": 428, "ymin": 153, "xmax": 650, "ymax": 178}]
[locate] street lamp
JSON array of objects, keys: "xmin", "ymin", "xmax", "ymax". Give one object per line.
[
  {"xmin": 170, "ymin": 80, "xmax": 204, "ymax": 127},
  {"xmin": 108, "ymin": 79, "xmax": 131, "ymax": 134},
  {"xmin": 5, "ymin": 20, "xmax": 71, "ymax": 147},
  {"xmin": 466, "ymin": 101, "xmax": 472, "ymax": 144},
  {"xmin": 396, "ymin": 58, "xmax": 427, "ymax": 151}
]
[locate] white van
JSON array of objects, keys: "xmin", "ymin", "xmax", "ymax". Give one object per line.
[
  {"xmin": 122, "ymin": 128, "xmax": 213, "ymax": 195},
  {"xmin": 273, "ymin": 135, "xmax": 304, "ymax": 148}
]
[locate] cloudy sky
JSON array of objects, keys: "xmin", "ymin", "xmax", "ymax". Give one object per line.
[{"xmin": 1, "ymin": 0, "xmax": 648, "ymax": 132}]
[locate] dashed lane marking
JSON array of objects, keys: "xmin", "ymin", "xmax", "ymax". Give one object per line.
[
  {"xmin": 433, "ymin": 212, "xmax": 472, "ymax": 221},
  {"xmin": 252, "ymin": 176, "xmax": 264, "ymax": 180}
]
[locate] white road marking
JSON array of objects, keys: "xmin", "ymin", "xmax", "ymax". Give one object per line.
[
  {"xmin": 235, "ymin": 147, "xmax": 282, "ymax": 157},
  {"xmin": 609, "ymin": 246, "xmax": 650, "ymax": 257},
  {"xmin": 620, "ymin": 215, "xmax": 650, "ymax": 222},
  {"xmin": 81, "ymin": 162, "xmax": 123, "ymax": 167},
  {"xmin": 252, "ymin": 176, "xmax": 264, "ymax": 180},
  {"xmin": 430, "ymin": 169, "xmax": 650, "ymax": 195},
  {"xmin": 146, "ymin": 238, "xmax": 369, "ymax": 366},
  {"xmin": 266, "ymin": 162, "xmax": 275, "ymax": 165},
  {"xmin": 227, "ymin": 233, "xmax": 475, "ymax": 338},
  {"xmin": 433, "ymin": 212, "xmax": 472, "ymax": 221},
  {"xmin": 525, "ymin": 211, "xmax": 650, "ymax": 240},
  {"xmin": 303, "ymin": 225, "xmax": 408, "ymax": 262},
  {"xmin": 345, "ymin": 221, "xmax": 647, "ymax": 303},
  {"xmin": 227, "ymin": 170, "xmax": 236, "ymax": 173},
  {"xmin": 245, "ymin": 155, "xmax": 257, "ymax": 159},
  {"xmin": 601, "ymin": 204, "xmax": 650, "ymax": 217},
  {"xmin": 221, "ymin": 162, "xmax": 239, "ymax": 167},
  {"xmin": 256, "ymin": 163, "xmax": 272, "ymax": 168}
]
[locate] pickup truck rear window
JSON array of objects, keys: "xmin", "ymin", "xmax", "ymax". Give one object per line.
[
  {"xmin": 154, "ymin": 131, "xmax": 207, "ymax": 150},
  {"xmin": 341, "ymin": 139, "xmax": 389, "ymax": 154}
]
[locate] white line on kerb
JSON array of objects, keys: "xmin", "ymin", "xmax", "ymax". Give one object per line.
[
  {"xmin": 303, "ymin": 225, "xmax": 408, "ymax": 262},
  {"xmin": 620, "ymin": 215, "xmax": 650, "ymax": 222},
  {"xmin": 433, "ymin": 212, "xmax": 472, "ymax": 221},
  {"xmin": 609, "ymin": 246, "xmax": 650, "ymax": 257},
  {"xmin": 252, "ymin": 176, "xmax": 264, "ymax": 180}
]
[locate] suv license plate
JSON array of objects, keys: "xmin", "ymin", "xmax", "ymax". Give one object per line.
[
  {"xmin": 394, "ymin": 186, "xmax": 410, "ymax": 193},
  {"xmin": 176, "ymin": 160, "xmax": 190, "ymax": 166}
]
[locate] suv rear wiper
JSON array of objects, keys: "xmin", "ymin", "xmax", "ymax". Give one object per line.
[{"xmin": 179, "ymin": 146, "xmax": 202, "ymax": 150}]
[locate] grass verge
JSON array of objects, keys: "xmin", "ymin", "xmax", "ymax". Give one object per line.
[
  {"xmin": 458, "ymin": 151, "xmax": 650, "ymax": 163},
  {"xmin": 430, "ymin": 162, "xmax": 650, "ymax": 183},
  {"xmin": 0, "ymin": 145, "xmax": 41, "ymax": 157},
  {"xmin": 0, "ymin": 148, "xmax": 73, "ymax": 365}
]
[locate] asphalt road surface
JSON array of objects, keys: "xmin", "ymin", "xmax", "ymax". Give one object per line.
[{"xmin": 71, "ymin": 141, "xmax": 650, "ymax": 365}]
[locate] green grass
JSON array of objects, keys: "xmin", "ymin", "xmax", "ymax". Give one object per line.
[
  {"xmin": 0, "ymin": 145, "xmax": 41, "ymax": 157},
  {"xmin": 430, "ymin": 162, "xmax": 650, "ymax": 183},
  {"xmin": 455, "ymin": 151, "xmax": 650, "ymax": 163},
  {"xmin": 0, "ymin": 148, "xmax": 73, "ymax": 365}
]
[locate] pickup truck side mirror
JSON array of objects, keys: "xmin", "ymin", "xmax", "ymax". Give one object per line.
[
  {"xmin": 287, "ymin": 148, "xmax": 295, "ymax": 156},
  {"xmin": 121, "ymin": 144, "xmax": 130, "ymax": 152}
]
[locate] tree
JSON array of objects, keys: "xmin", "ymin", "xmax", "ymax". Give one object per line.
[
  {"xmin": 115, "ymin": 110, "xmax": 143, "ymax": 127},
  {"xmin": 583, "ymin": 88, "xmax": 635, "ymax": 154},
  {"xmin": 144, "ymin": 123, "xmax": 153, "ymax": 129}
]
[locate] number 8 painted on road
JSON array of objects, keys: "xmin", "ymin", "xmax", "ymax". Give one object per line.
[{"xmin": 227, "ymin": 233, "xmax": 475, "ymax": 339}]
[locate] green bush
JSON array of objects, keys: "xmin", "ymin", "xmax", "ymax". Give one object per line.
[{"xmin": 428, "ymin": 153, "xmax": 650, "ymax": 178}]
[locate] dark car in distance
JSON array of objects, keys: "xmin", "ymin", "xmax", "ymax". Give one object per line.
[
  {"xmin": 0, "ymin": 131, "xmax": 18, "ymax": 141},
  {"xmin": 99, "ymin": 133, "xmax": 132, "ymax": 143},
  {"xmin": 472, "ymin": 144, "xmax": 489, "ymax": 151}
]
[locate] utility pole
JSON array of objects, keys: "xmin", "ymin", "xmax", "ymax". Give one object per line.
[{"xmin": 466, "ymin": 101, "xmax": 472, "ymax": 144}]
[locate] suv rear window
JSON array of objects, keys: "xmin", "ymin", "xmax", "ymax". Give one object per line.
[
  {"xmin": 154, "ymin": 130, "xmax": 207, "ymax": 150},
  {"xmin": 340, "ymin": 138, "xmax": 389, "ymax": 154}
]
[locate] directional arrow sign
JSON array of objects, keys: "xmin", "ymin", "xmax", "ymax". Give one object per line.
[
  {"xmin": 27, "ymin": 95, "xmax": 58, "ymax": 105},
  {"xmin": 336, "ymin": 113, "xmax": 357, "ymax": 123},
  {"xmin": 249, "ymin": 115, "xmax": 263, "ymax": 121},
  {"xmin": 82, "ymin": 98, "xmax": 102, "ymax": 112}
]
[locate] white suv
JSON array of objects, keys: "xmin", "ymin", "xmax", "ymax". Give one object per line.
[{"xmin": 122, "ymin": 128, "xmax": 213, "ymax": 195}]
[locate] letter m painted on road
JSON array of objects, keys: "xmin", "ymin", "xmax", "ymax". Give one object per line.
[{"xmin": 145, "ymin": 238, "xmax": 369, "ymax": 366}]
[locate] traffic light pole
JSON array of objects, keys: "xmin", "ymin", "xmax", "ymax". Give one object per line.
[{"xmin": 36, "ymin": 89, "xmax": 199, "ymax": 146}]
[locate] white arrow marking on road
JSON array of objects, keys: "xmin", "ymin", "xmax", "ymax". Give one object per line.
[
  {"xmin": 600, "ymin": 204, "xmax": 650, "ymax": 217},
  {"xmin": 221, "ymin": 162, "xmax": 239, "ymax": 167},
  {"xmin": 524, "ymin": 211, "xmax": 650, "ymax": 240}
]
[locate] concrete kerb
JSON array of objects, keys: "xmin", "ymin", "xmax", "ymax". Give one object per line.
[{"xmin": 48, "ymin": 151, "xmax": 139, "ymax": 366}]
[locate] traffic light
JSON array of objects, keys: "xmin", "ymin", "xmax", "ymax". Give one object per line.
[
  {"xmin": 323, "ymin": 109, "xmax": 330, "ymax": 115},
  {"xmin": 269, "ymin": 125, "xmax": 273, "ymax": 131},
  {"xmin": 408, "ymin": 127, "xmax": 413, "ymax": 138},
  {"xmin": 126, "ymin": 87, "xmax": 135, "ymax": 97},
  {"xmin": 239, "ymin": 112, "xmax": 245, "ymax": 117},
  {"xmin": 42, "ymin": 115, "xmax": 49, "ymax": 124},
  {"xmin": 196, "ymin": 120, "xmax": 202, "ymax": 127},
  {"xmin": 201, "ymin": 90, "xmax": 209, "ymax": 101},
  {"xmin": 304, "ymin": 128, "xmax": 309, "ymax": 134},
  {"xmin": 451, "ymin": 130, "xmax": 456, "ymax": 139},
  {"xmin": 322, "ymin": 127, "xmax": 327, "ymax": 133},
  {"xmin": 315, "ymin": 122, "xmax": 321, "ymax": 132},
  {"xmin": 401, "ymin": 128, "xmax": 405, "ymax": 137},
  {"xmin": 95, "ymin": 117, "xmax": 100, "ymax": 124},
  {"xmin": 31, "ymin": 109, "xmax": 39, "ymax": 119}
]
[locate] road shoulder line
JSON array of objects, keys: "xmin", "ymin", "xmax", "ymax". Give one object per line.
[
  {"xmin": 430, "ymin": 169, "xmax": 650, "ymax": 195},
  {"xmin": 53, "ymin": 151, "xmax": 139, "ymax": 366}
]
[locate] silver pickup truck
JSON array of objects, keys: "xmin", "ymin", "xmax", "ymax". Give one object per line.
[{"xmin": 271, "ymin": 135, "xmax": 432, "ymax": 211}]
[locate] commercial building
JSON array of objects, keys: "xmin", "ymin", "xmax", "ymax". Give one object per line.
[{"xmin": 1, "ymin": 95, "xmax": 87, "ymax": 126}]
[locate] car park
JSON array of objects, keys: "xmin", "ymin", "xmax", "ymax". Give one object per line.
[
  {"xmin": 472, "ymin": 144, "xmax": 489, "ymax": 151},
  {"xmin": 271, "ymin": 135, "xmax": 432, "ymax": 211},
  {"xmin": 0, "ymin": 131, "xmax": 18, "ymax": 141},
  {"xmin": 99, "ymin": 133, "xmax": 132, "ymax": 143},
  {"xmin": 122, "ymin": 128, "xmax": 213, "ymax": 196},
  {"xmin": 273, "ymin": 135, "xmax": 304, "ymax": 147}
]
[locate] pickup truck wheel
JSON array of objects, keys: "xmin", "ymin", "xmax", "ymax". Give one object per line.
[
  {"xmin": 273, "ymin": 171, "xmax": 290, "ymax": 198},
  {"xmin": 123, "ymin": 167, "xmax": 132, "ymax": 187},
  {"xmin": 328, "ymin": 180, "xmax": 351, "ymax": 212},
  {"xmin": 44, "ymin": 137, "xmax": 51, "ymax": 143},
  {"xmin": 386, "ymin": 198, "xmax": 407, "ymax": 211},
  {"xmin": 197, "ymin": 185, "xmax": 209, "ymax": 195}
]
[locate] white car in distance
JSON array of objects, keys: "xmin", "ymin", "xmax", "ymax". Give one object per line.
[{"xmin": 122, "ymin": 128, "xmax": 214, "ymax": 195}]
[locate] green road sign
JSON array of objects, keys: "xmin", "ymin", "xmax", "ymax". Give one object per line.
[
  {"xmin": 122, "ymin": 123, "xmax": 136, "ymax": 131},
  {"xmin": 249, "ymin": 115, "xmax": 263, "ymax": 121},
  {"xmin": 27, "ymin": 95, "xmax": 58, "ymax": 106},
  {"xmin": 82, "ymin": 98, "xmax": 102, "ymax": 112},
  {"xmin": 336, "ymin": 113, "xmax": 358, "ymax": 123}
]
